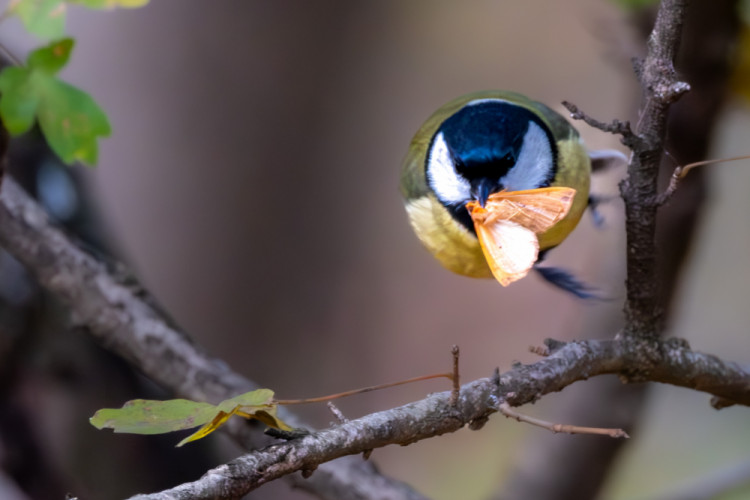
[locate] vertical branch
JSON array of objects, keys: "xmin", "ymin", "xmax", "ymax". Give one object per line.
[
  {"xmin": 622, "ymin": 0, "xmax": 689, "ymax": 337},
  {"xmin": 502, "ymin": 0, "xmax": 741, "ymax": 498}
]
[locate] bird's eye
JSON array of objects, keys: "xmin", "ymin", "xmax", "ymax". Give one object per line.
[
  {"xmin": 454, "ymin": 158, "xmax": 469, "ymax": 176},
  {"xmin": 502, "ymin": 153, "xmax": 515, "ymax": 165}
]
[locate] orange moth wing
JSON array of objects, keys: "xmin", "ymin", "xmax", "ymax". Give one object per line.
[
  {"xmin": 480, "ymin": 187, "xmax": 576, "ymax": 232},
  {"xmin": 473, "ymin": 217, "xmax": 539, "ymax": 286}
]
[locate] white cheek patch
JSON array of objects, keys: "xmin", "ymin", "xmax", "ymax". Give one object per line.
[
  {"xmin": 426, "ymin": 132, "xmax": 471, "ymax": 205},
  {"xmin": 501, "ymin": 122, "xmax": 554, "ymax": 191}
]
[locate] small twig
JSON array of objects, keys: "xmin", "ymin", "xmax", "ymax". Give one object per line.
[
  {"xmin": 301, "ymin": 466, "xmax": 317, "ymax": 479},
  {"xmin": 529, "ymin": 345, "xmax": 550, "ymax": 357},
  {"xmin": 657, "ymin": 165, "xmax": 685, "ymax": 206},
  {"xmin": 710, "ymin": 396, "xmax": 736, "ymax": 410},
  {"xmin": 0, "ymin": 40, "xmax": 22, "ymax": 67},
  {"xmin": 275, "ymin": 372, "xmax": 452, "ymax": 406},
  {"xmin": 658, "ymin": 154, "xmax": 750, "ymax": 205},
  {"xmin": 562, "ymin": 101, "xmax": 638, "ymax": 146},
  {"xmin": 499, "ymin": 403, "xmax": 629, "ymax": 439},
  {"xmin": 326, "ymin": 403, "xmax": 375, "ymax": 460},
  {"xmin": 544, "ymin": 338, "xmax": 568, "ymax": 354},
  {"xmin": 327, "ymin": 402, "xmax": 348, "ymax": 424},
  {"xmin": 450, "ymin": 345, "xmax": 460, "ymax": 407}
]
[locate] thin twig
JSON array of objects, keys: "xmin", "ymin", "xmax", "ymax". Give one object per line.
[
  {"xmin": 0, "ymin": 40, "xmax": 22, "ymax": 67},
  {"xmin": 528, "ymin": 344, "xmax": 550, "ymax": 357},
  {"xmin": 275, "ymin": 372, "xmax": 452, "ymax": 405},
  {"xmin": 499, "ymin": 403, "xmax": 628, "ymax": 439},
  {"xmin": 562, "ymin": 101, "xmax": 637, "ymax": 146},
  {"xmin": 450, "ymin": 344, "xmax": 460, "ymax": 407},
  {"xmin": 658, "ymin": 154, "xmax": 750, "ymax": 205},
  {"xmin": 327, "ymin": 402, "xmax": 348, "ymax": 424}
]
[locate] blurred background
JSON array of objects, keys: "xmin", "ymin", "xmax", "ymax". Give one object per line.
[{"xmin": 1, "ymin": 1, "xmax": 750, "ymax": 499}]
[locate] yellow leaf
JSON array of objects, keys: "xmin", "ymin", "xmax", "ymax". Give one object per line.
[
  {"xmin": 106, "ymin": 0, "xmax": 149, "ymax": 7},
  {"xmin": 176, "ymin": 410, "xmax": 234, "ymax": 447}
]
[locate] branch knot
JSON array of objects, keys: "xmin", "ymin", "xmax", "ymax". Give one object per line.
[{"xmin": 655, "ymin": 80, "xmax": 691, "ymax": 103}]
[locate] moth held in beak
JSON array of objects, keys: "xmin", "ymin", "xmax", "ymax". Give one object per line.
[{"xmin": 466, "ymin": 187, "xmax": 576, "ymax": 286}]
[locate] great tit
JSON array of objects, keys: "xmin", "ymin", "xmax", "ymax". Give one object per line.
[{"xmin": 400, "ymin": 90, "xmax": 620, "ymax": 298}]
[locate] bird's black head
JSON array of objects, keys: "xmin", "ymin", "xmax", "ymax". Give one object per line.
[{"xmin": 425, "ymin": 99, "xmax": 558, "ymax": 231}]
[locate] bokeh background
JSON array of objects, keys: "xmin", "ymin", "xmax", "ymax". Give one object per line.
[{"xmin": 2, "ymin": 1, "xmax": 750, "ymax": 499}]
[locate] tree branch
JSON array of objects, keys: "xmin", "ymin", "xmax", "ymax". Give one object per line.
[
  {"xmin": 621, "ymin": 0, "xmax": 689, "ymax": 337},
  {"xmin": 0, "ymin": 177, "xmax": 425, "ymax": 500},
  {"xmin": 127, "ymin": 337, "xmax": 750, "ymax": 499},
  {"xmin": 538, "ymin": 1, "xmax": 742, "ymax": 497},
  {"xmin": 566, "ymin": 0, "xmax": 690, "ymax": 339},
  {"xmin": 5, "ymin": 164, "xmax": 745, "ymax": 500}
]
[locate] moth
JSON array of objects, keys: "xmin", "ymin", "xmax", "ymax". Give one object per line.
[{"xmin": 466, "ymin": 187, "xmax": 576, "ymax": 286}]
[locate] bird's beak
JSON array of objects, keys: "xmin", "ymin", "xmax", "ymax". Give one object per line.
[{"xmin": 472, "ymin": 178, "xmax": 494, "ymax": 208}]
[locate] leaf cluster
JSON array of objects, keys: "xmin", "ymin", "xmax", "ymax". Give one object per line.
[{"xmin": 0, "ymin": 0, "xmax": 150, "ymax": 165}]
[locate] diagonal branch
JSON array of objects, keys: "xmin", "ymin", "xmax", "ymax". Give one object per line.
[
  {"xmin": 0, "ymin": 176, "xmax": 426, "ymax": 500},
  {"xmin": 127, "ymin": 337, "xmax": 750, "ymax": 499}
]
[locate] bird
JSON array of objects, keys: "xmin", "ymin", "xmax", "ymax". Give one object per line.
[{"xmin": 400, "ymin": 90, "xmax": 623, "ymax": 298}]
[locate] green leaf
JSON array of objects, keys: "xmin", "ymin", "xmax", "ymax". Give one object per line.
[
  {"xmin": 90, "ymin": 399, "xmax": 220, "ymax": 434},
  {"xmin": 216, "ymin": 388, "xmax": 276, "ymax": 414},
  {"xmin": 69, "ymin": 0, "xmax": 150, "ymax": 7},
  {"xmin": 9, "ymin": 0, "xmax": 150, "ymax": 40},
  {"xmin": 28, "ymin": 37, "xmax": 74, "ymax": 73},
  {"xmin": 610, "ymin": 0, "xmax": 658, "ymax": 10},
  {"xmin": 90, "ymin": 389, "xmax": 293, "ymax": 447},
  {"xmin": 0, "ymin": 38, "xmax": 111, "ymax": 165},
  {"xmin": 9, "ymin": 0, "xmax": 67, "ymax": 39},
  {"xmin": 0, "ymin": 67, "xmax": 40, "ymax": 135},
  {"xmin": 35, "ymin": 78, "xmax": 112, "ymax": 164}
]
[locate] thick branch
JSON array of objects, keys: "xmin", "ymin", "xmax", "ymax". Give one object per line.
[
  {"xmin": 129, "ymin": 338, "xmax": 750, "ymax": 499},
  {"xmin": 0, "ymin": 177, "xmax": 425, "ymax": 500},
  {"xmin": 622, "ymin": 0, "xmax": 689, "ymax": 337}
]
